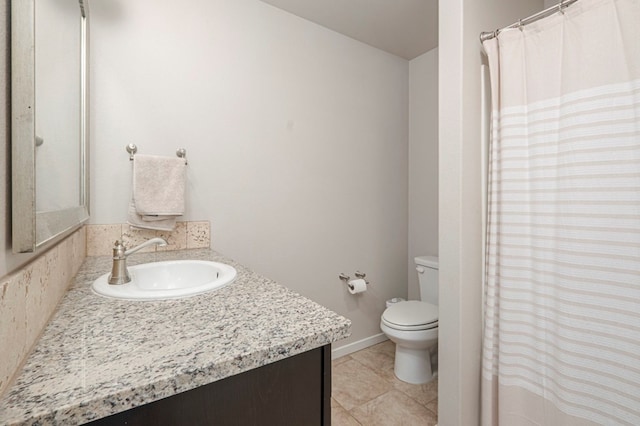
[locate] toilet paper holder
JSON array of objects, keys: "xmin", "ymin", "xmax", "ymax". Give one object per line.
[{"xmin": 338, "ymin": 271, "xmax": 370, "ymax": 290}]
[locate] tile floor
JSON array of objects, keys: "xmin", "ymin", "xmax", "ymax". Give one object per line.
[{"xmin": 332, "ymin": 340, "xmax": 438, "ymax": 426}]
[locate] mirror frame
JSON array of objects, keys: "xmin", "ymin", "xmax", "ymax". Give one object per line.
[{"xmin": 11, "ymin": 0, "xmax": 90, "ymax": 253}]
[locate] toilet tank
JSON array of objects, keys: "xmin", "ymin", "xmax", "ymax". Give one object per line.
[{"xmin": 415, "ymin": 256, "xmax": 439, "ymax": 306}]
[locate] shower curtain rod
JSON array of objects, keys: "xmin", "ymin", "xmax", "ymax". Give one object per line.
[{"xmin": 479, "ymin": 0, "xmax": 579, "ymax": 43}]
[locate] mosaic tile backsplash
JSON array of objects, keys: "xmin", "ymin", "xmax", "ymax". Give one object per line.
[{"xmin": 86, "ymin": 221, "xmax": 210, "ymax": 257}]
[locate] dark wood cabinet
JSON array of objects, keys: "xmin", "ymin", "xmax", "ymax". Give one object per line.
[{"xmin": 88, "ymin": 345, "xmax": 331, "ymax": 426}]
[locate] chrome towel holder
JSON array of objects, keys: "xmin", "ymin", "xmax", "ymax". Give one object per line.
[{"xmin": 126, "ymin": 143, "xmax": 188, "ymax": 165}]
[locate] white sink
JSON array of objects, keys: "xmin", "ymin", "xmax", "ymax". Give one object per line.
[{"xmin": 92, "ymin": 260, "xmax": 237, "ymax": 301}]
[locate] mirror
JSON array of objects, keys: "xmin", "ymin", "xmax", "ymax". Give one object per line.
[{"xmin": 11, "ymin": 0, "xmax": 90, "ymax": 253}]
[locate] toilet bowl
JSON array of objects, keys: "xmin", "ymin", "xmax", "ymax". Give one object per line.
[
  {"xmin": 381, "ymin": 300, "xmax": 438, "ymax": 384},
  {"xmin": 380, "ymin": 255, "xmax": 439, "ymax": 384}
]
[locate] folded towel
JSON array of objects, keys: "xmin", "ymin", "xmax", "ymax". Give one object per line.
[
  {"xmin": 133, "ymin": 154, "xmax": 186, "ymax": 216},
  {"xmin": 127, "ymin": 198, "xmax": 177, "ymax": 231},
  {"xmin": 126, "ymin": 154, "xmax": 186, "ymax": 231}
]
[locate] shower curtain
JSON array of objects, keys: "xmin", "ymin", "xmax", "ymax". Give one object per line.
[{"xmin": 481, "ymin": 0, "xmax": 640, "ymax": 425}]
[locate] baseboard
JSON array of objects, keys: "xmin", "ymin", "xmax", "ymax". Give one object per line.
[{"xmin": 331, "ymin": 333, "xmax": 389, "ymax": 359}]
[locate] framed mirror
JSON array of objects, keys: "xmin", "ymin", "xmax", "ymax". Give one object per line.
[{"xmin": 12, "ymin": 0, "xmax": 90, "ymax": 253}]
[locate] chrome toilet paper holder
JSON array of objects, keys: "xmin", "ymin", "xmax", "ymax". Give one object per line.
[{"xmin": 338, "ymin": 271, "xmax": 370, "ymax": 290}]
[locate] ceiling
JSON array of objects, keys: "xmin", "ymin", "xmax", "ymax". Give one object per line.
[{"xmin": 259, "ymin": 0, "xmax": 438, "ymax": 60}]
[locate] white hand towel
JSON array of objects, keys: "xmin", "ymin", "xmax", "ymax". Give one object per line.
[
  {"xmin": 127, "ymin": 198, "xmax": 177, "ymax": 231},
  {"xmin": 133, "ymin": 154, "xmax": 185, "ymax": 216}
]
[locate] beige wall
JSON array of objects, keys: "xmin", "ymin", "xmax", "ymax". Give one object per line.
[
  {"xmin": 0, "ymin": 229, "xmax": 86, "ymax": 398},
  {"xmin": 89, "ymin": 0, "xmax": 409, "ymax": 352},
  {"xmin": 438, "ymin": 0, "xmax": 544, "ymax": 424},
  {"xmin": 408, "ymin": 48, "xmax": 439, "ymax": 300}
]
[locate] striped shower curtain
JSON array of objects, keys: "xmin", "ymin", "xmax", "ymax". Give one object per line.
[{"xmin": 481, "ymin": 0, "xmax": 640, "ymax": 424}]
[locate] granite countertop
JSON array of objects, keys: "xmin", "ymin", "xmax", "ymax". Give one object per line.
[{"xmin": 0, "ymin": 249, "xmax": 351, "ymax": 425}]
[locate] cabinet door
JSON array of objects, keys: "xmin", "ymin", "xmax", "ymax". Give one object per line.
[{"xmin": 89, "ymin": 345, "xmax": 331, "ymax": 426}]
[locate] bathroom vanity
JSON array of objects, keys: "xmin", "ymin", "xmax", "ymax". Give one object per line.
[{"xmin": 0, "ymin": 249, "xmax": 351, "ymax": 425}]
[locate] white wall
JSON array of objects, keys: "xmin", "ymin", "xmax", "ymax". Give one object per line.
[
  {"xmin": 408, "ymin": 48, "xmax": 439, "ymax": 300},
  {"xmin": 90, "ymin": 0, "xmax": 409, "ymax": 350},
  {"xmin": 438, "ymin": 0, "xmax": 543, "ymax": 424}
]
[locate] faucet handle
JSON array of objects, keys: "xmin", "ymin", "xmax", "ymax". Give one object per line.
[{"xmin": 112, "ymin": 240, "xmax": 127, "ymax": 258}]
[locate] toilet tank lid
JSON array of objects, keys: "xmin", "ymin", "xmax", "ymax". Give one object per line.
[{"xmin": 415, "ymin": 255, "xmax": 438, "ymax": 269}]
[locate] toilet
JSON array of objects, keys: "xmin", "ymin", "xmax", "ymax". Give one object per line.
[{"xmin": 380, "ymin": 256, "xmax": 438, "ymax": 384}]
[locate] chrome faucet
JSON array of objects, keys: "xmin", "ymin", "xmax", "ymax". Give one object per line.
[{"xmin": 108, "ymin": 237, "xmax": 168, "ymax": 285}]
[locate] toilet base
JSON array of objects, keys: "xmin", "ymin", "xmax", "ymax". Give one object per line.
[
  {"xmin": 394, "ymin": 346, "xmax": 434, "ymax": 385},
  {"xmin": 380, "ymin": 321, "xmax": 438, "ymax": 385}
]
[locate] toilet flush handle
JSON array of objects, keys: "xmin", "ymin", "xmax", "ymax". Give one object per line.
[{"xmin": 416, "ymin": 266, "xmax": 425, "ymax": 274}]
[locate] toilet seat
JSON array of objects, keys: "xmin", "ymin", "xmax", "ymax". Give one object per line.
[{"xmin": 381, "ymin": 301, "xmax": 438, "ymax": 331}]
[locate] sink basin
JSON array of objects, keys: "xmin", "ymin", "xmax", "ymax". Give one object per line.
[{"xmin": 92, "ymin": 260, "xmax": 237, "ymax": 301}]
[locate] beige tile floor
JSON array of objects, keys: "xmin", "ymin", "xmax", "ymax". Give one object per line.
[{"xmin": 332, "ymin": 340, "xmax": 438, "ymax": 426}]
